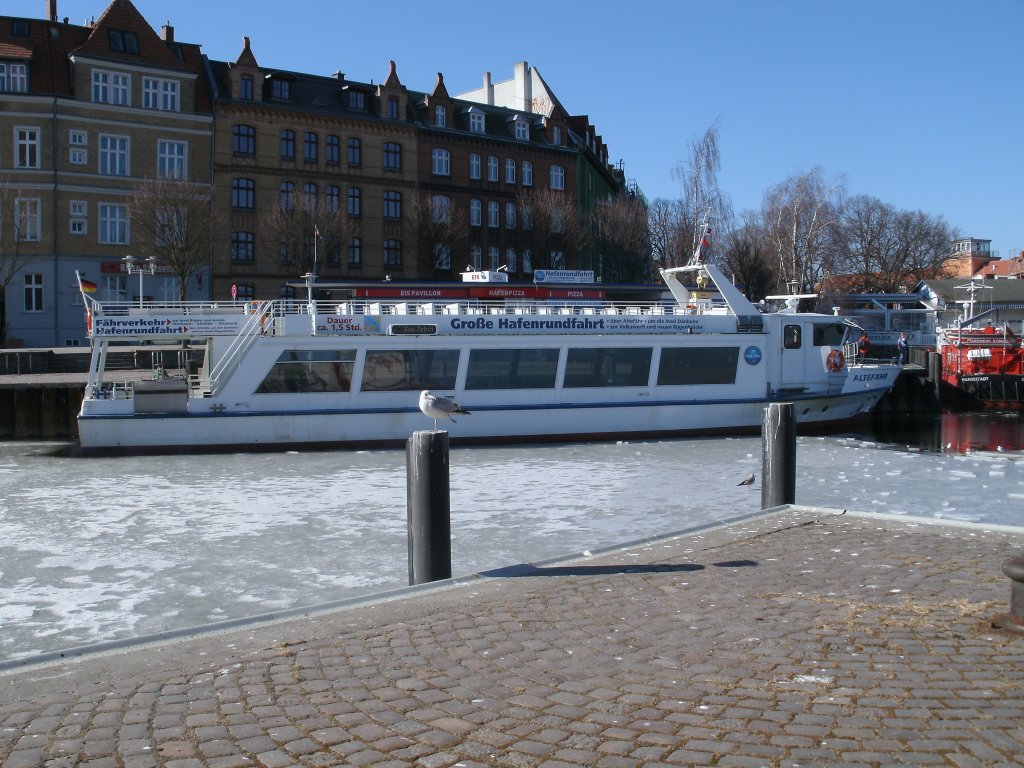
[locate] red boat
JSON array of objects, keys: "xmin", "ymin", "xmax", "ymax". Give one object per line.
[{"xmin": 938, "ymin": 323, "xmax": 1024, "ymax": 409}]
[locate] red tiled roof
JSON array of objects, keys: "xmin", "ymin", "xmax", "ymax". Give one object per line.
[
  {"xmin": 70, "ymin": 0, "xmax": 190, "ymax": 72},
  {"xmin": 0, "ymin": 41, "xmax": 33, "ymax": 59}
]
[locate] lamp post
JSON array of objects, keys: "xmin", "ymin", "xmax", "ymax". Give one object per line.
[{"xmin": 123, "ymin": 254, "xmax": 157, "ymax": 308}]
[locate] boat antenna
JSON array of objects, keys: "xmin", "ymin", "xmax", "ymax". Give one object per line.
[{"xmin": 688, "ymin": 211, "xmax": 712, "ymax": 267}]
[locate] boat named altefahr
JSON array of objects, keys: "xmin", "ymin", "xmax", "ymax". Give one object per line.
[{"xmin": 76, "ymin": 263, "xmax": 901, "ymax": 454}]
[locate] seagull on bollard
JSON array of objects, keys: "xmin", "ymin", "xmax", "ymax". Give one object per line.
[
  {"xmin": 419, "ymin": 390, "xmax": 471, "ymax": 429},
  {"xmin": 737, "ymin": 473, "xmax": 756, "ymax": 488}
]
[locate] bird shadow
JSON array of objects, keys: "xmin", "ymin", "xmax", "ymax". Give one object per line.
[{"xmin": 482, "ymin": 560, "xmax": 758, "ymax": 578}]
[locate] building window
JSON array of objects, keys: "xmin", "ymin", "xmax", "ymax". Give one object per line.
[
  {"xmin": 383, "ymin": 142, "xmax": 401, "ymax": 170},
  {"xmin": 304, "ymin": 132, "xmax": 317, "ymax": 162},
  {"xmin": 280, "ymin": 129, "xmax": 295, "ymax": 160},
  {"xmin": 347, "ymin": 187, "xmax": 361, "ymax": 216},
  {"xmin": 522, "ymin": 249, "xmax": 532, "ymax": 273},
  {"xmin": 271, "ymin": 78, "xmax": 291, "ymax": 99},
  {"xmin": 15, "ymin": 198, "xmax": 40, "ymax": 241},
  {"xmin": 348, "ymin": 237, "xmax": 361, "ymax": 266},
  {"xmin": 470, "ymin": 199, "xmax": 481, "ymax": 227},
  {"xmin": 470, "ymin": 245, "xmax": 482, "ymax": 270},
  {"xmin": 24, "ymin": 274, "xmax": 43, "ymax": 312},
  {"xmin": 487, "ymin": 156, "xmax": 499, "ymax": 182},
  {"xmin": 348, "ymin": 90, "xmax": 365, "ymax": 110},
  {"xmin": 522, "ymin": 160, "xmax": 533, "ymax": 186},
  {"xmin": 231, "ymin": 231, "xmax": 255, "ymax": 261},
  {"xmin": 383, "ymin": 191, "xmax": 401, "ymax": 220},
  {"xmin": 552, "ymin": 125, "xmax": 561, "ymax": 146},
  {"xmin": 514, "ymin": 119, "xmax": 529, "ymax": 140},
  {"xmin": 505, "ymin": 158, "xmax": 515, "ymax": 184},
  {"xmin": 433, "ymin": 243, "xmax": 451, "ymax": 271},
  {"xmin": 232, "ymin": 178, "xmax": 254, "ymax": 209},
  {"xmin": 157, "ymin": 140, "xmax": 187, "ymax": 179},
  {"xmin": 387, "ymin": 97, "xmax": 399, "ymax": 119},
  {"xmin": 326, "ymin": 184, "xmax": 340, "ymax": 212},
  {"xmin": 488, "ymin": 201, "xmax": 499, "ymax": 228},
  {"xmin": 69, "ymin": 200, "xmax": 87, "ymax": 235},
  {"xmin": 69, "ymin": 129, "xmax": 87, "ymax": 165},
  {"xmin": 279, "ymin": 181, "xmax": 295, "ymax": 210},
  {"xmin": 470, "ymin": 112, "xmax": 485, "ymax": 133},
  {"xmin": 435, "ymin": 105, "xmax": 446, "ymax": 127},
  {"xmin": 98, "ymin": 134, "xmax": 129, "ymax": 176},
  {"xmin": 469, "ymin": 153, "xmax": 481, "ymax": 180},
  {"xmin": 239, "ymin": 75, "xmax": 253, "ymax": 100},
  {"xmin": 107, "ymin": 29, "xmax": 139, "ymax": 53},
  {"xmin": 431, "ymin": 148, "xmax": 450, "ymax": 176},
  {"xmin": 91, "ymin": 70, "xmax": 129, "ymax": 105},
  {"xmin": 550, "ymin": 164, "xmax": 565, "ymax": 190},
  {"xmin": 143, "ymin": 77, "xmax": 179, "ymax": 111},
  {"xmin": 98, "ymin": 203, "xmax": 128, "ymax": 244},
  {"xmin": 383, "ymin": 239, "xmax": 402, "ymax": 267},
  {"xmin": 505, "ymin": 202, "xmax": 516, "ymax": 229},
  {"xmin": 326, "ymin": 134, "xmax": 340, "ymax": 164},
  {"xmin": 431, "ymin": 195, "xmax": 451, "ymax": 224},
  {"xmin": 232, "ymin": 124, "xmax": 255, "ymax": 155},
  {"xmin": 489, "ymin": 246, "xmax": 500, "ymax": 271},
  {"xmin": 302, "ymin": 182, "xmax": 317, "ymax": 206},
  {"xmin": 0, "ymin": 63, "xmax": 28, "ymax": 93},
  {"xmin": 347, "ymin": 137, "xmax": 361, "ymax": 165},
  {"xmin": 15, "ymin": 127, "xmax": 39, "ymax": 169},
  {"xmin": 506, "ymin": 247, "xmax": 517, "ymax": 273}
]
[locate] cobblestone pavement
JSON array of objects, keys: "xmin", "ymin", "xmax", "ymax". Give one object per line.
[{"xmin": 2, "ymin": 507, "xmax": 1023, "ymax": 768}]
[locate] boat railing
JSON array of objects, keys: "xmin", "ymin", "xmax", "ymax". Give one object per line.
[
  {"xmin": 314, "ymin": 299, "xmax": 710, "ymax": 317},
  {"xmin": 204, "ymin": 301, "xmax": 273, "ymax": 395}
]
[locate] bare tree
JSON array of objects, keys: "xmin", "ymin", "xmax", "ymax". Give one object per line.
[
  {"xmin": 515, "ymin": 187, "xmax": 587, "ymax": 271},
  {"xmin": 762, "ymin": 167, "xmax": 844, "ymax": 295},
  {"xmin": 264, "ymin": 186, "xmax": 356, "ymax": 278},
  {"xmin": 719, "ymin": 212, "xmax": 775, "ymax": 301},
  {"xmin": 671, "ymin": 122, "xmax": 733, "ymax": 263},
  {"xmin": 836, "ymin": 195, "xmax": 958, "ymax": 293},
  {"xmin": 129, "ymin": 176, "xmax": 215, "ymax": 301},
  {"xmin": 648, "ymin": 198, "xmax": 689, "ymax": 269},
  {"xmin": 589, "ymin": 194, "xmax": 651, "ymax": 283},
  {"xmin": 411, "ymin": 193, "xmax": 469, "ymax": 276},
  {"xmin": 0, "ymin": 182, "xmax": 38, "ymax": 343}
]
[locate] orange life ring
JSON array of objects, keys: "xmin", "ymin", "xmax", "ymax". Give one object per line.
[{"xmin": 826, "ymin": 349, "xmax": 844, "ymax": 372}]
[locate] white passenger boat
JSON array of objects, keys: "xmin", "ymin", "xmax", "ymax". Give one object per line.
[{"xmin": 76, "ymin": 264, "xmax": 900, "ymax": 454}]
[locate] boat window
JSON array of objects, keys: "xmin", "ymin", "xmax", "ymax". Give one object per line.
[
  {"xmin": 657, "ymin": 347, "xmax": 739, "ymax": 386},
  {"xmin": 466, "ymin": 348, "xmax": 559, "ymax": 390},
  {"xmin": 564, "ymin": 347, "xmax": 652, "ymax": 388},
  {"xmin": 361, "ymin": 349, "xmax": 459, "ymax": 391},
  {"xmin": 812, "ymin": 323, "xmax": 845, "ymax": 347},
  {"xmin": 784, "ymin": 324, "xmax": 802, "ymax": 349},
  {"xmin": 255, "ymin": 349, "xmax": 356, "ymax": 393}
]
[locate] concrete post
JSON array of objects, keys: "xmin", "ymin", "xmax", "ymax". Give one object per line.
[
  {"xmin": 761, "ymin": 402, "xmax": 796, "ymax": 510},
  {"xmin": 406, "ymin": 430, "xmax": 452, "ymax": 585}
]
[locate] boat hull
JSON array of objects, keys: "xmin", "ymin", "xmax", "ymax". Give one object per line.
[
  {"xmin": 78, "ymin": 386, "xmax": 890, "ymax": 455},
  {"xmin": 941, "ymin": 373, "xmax": 1024, "ymax": 411}
]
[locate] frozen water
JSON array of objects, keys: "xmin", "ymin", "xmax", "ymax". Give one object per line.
[{"xmin": 1, "ymin": 422, "xmax": 1022, "ymax": 661}]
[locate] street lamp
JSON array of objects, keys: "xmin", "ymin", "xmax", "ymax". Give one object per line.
[{"xmin": 123, "ymin": 254, "xmax": 157, "ymax": 308}]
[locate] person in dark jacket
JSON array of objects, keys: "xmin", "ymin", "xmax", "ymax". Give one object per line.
[
  {"xmin": 857, "ymin": 332, "xmax": 871, "ymax": 359},
  {"xmin": 897, "ymin": 332, "xmax": 909, "ymax": 364}
]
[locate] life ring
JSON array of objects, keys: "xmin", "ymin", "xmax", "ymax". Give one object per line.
[{"xmin": 826, "ymin": 349, "xmax": 844, "ymax": 372}]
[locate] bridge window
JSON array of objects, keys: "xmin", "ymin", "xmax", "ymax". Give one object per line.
[
  {"xmin": 784, "ymin": 324, "xmax": 801, "ymax": 349},
  {"xmin": 813, "ymin": 322, "xmax": 845, "ymax": 346},
  {"xmin": 564, "ymin": 347, "xmax": 652, "ymax": 388},
  {"xmin": 466, "ymin": 348, "xmax": 559, "ymax": 390},
  {"xmin": 360, "ymin": 349, "xmax": 459, "ymax": 391},
  {"xmin": 256, "ymin": 350, "xmax": 355, "ymax": 393},
  {"xmin": 657, "ymin": 347, "xmax": 738, "ymax": 385}
]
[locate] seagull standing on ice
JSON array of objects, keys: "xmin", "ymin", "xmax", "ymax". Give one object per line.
[{"xmin": 419, "ymin": 390, "xmax": 471, "ymax": 429}]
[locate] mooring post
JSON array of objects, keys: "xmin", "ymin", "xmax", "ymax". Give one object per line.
[
  {"xmin": 406, "ymin": 430, "xmax": 452, "ymax": 585},
  {"xmin": 761, "ymin": 402, "xmax": 796, "ymax": 510},
  {"xmin": 994, "ymin": 554, "xmax": 1024, "ymax": 633}
]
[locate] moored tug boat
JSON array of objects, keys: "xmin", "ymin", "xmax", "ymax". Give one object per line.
[{"xmin": 75, "ymin": 261, "xmax": 901, "ymax": 455}]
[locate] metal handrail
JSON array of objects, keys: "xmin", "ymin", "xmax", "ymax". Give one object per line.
[{"xmin": 205, "ymin": 301, "xmax": 272, "ymax": 394}]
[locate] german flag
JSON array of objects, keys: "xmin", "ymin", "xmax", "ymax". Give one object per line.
[{"xmin": 80, "ymin": 278, "xmax": 98, "ymax": 293}]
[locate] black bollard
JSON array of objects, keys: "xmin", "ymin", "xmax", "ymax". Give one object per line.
[
  {"xmin": 994, "ymin": 554, "xmax": 1024, "ymax": 633},
  {"xmin": 927, "ymin": 351, "xmax": 942, "ymax": 410},
  {"xmin": 406, "ymin": 430, "xmax": 452, "ymax": 585},
  {"xmin": 761, "ymin": 402, "xmax": 796, "ymax": 510}
]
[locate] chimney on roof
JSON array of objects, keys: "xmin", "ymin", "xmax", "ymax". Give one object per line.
[
  {"xmin": 46, "ymin": 0, "xmax": 57, "ymax": 22},
  {"xmin": 162, "ymin": 22, "xmax": 174, "ymax": 42},
  {"xmin": 334, "ymin": 71, "xmax": 345, "ymax": 80},
  {"xmin": 484, "ymin": 72, "xmax": 493, "ymax": 105}
]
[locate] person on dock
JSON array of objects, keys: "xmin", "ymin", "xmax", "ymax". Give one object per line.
[
  {"xmin": 858, "ymin": 332, "xmax": 872, "ymax": 360},
  {"xmin": 897, "ymin": 332, "xmax": 908, "ymax": 365}
]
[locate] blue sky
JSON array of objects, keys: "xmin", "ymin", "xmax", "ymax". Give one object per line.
[{"xmin": 13, "ymin": 0, "xmax": 1023, "ymax": 257}]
